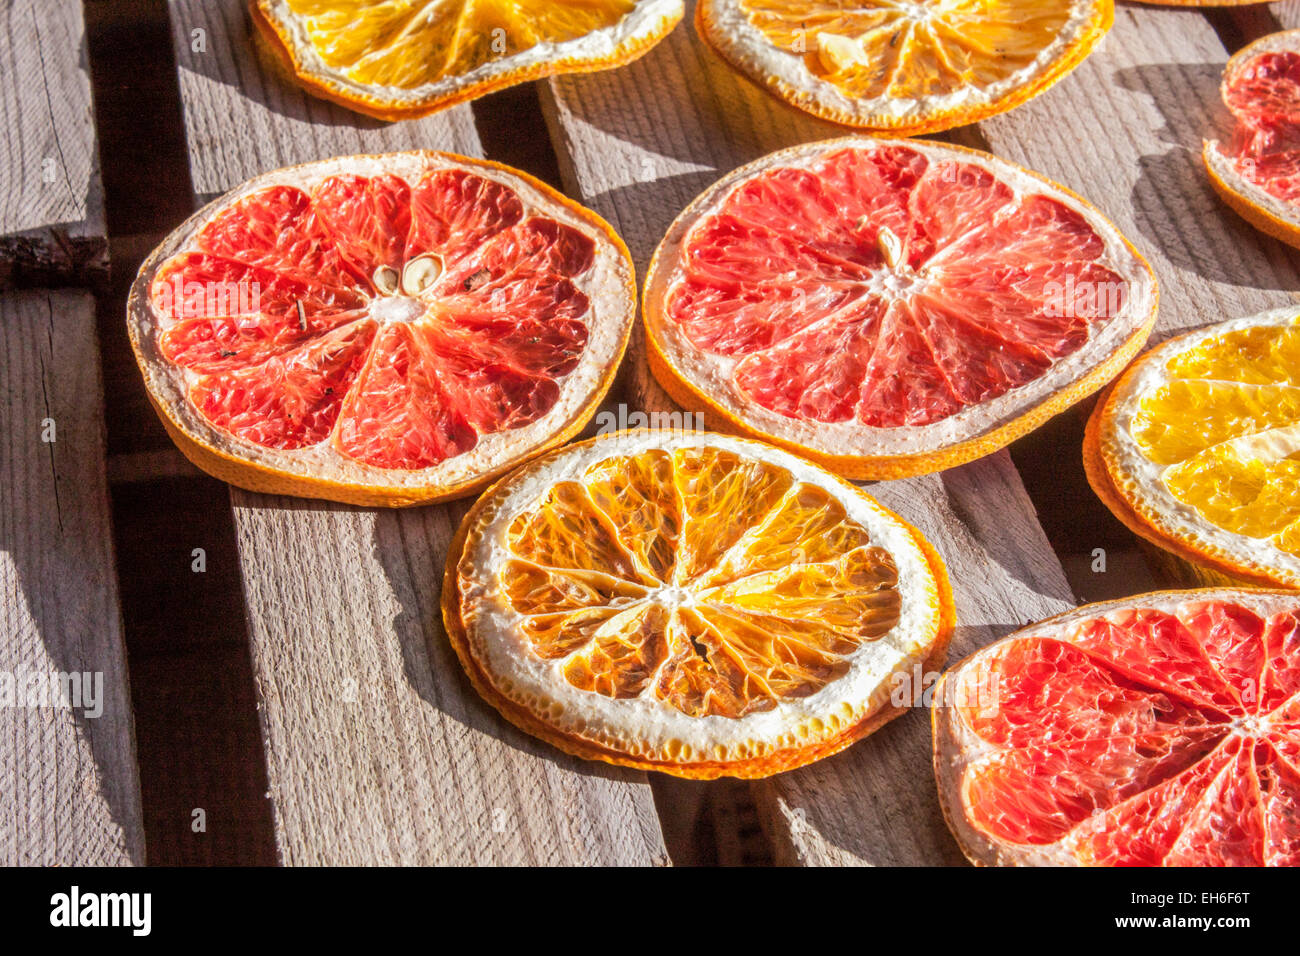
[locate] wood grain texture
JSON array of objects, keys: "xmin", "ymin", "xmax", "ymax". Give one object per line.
[
  {"xmin": 0, "ymin": 292, "xmax": 143, "ymax": 865},
  {"xmin": 167, "ymin": 0, "xmax": 480, "ymax": 201},
  {"xmin": 1269, "ymin": 3, "xmax": 1300, "ymax": 31},
  {"xmin": 974, "ymin": 4, "xmax": 1300, "ymax": 343},
  {"xmin": 542, "ymin": 6, "xmax": 1075, "ymax": 865},
  {"xmin": 164, "ymin": 0, "xmax": 668, "ymax": 864},
  {"xmin": 0, "ymin": 1, "xmax": 107, "ymax": 287}
]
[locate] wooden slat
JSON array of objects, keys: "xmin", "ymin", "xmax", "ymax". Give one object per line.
[
  {"xmin": 0, "ymin": 291, "xmax": 143, "ymax": 865},
  {"xmin": 0, "ymin": 1, "xmax": 107, "ymax": 288},
  {"xmin": 1270, "ymin": 3, "xmax": 1300, "ymax": 31},
  {"xmin": 164, "ymin": 0, "xmax": 668, "ymax": 865},
  {"xmin": 541, "ymin": 5, "xmax": 1076, "ymax": 865}
]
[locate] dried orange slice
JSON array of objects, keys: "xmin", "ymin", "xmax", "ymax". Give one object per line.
[
  {"xmin": 696, "ymin": 0, "xmax": 1112, "ymax": 133},
  {"xmin": 443, "ymin": 429, "xmax": 953, "ymax": 778},
  {"xmin": 934, "ymin": 589, "xmax": 1300, "ymax": 866},
  {"xmin": 251, "ymin": 0, "xmax": 684, "ymax": 120},
  {"xmin": 644, "ymin": 137, "xmax": 1158, "ymax": 480},
  {"xmin": 1205, "ymin": 30, "xmax": 1300, "ymax": 249},
  {"xmin": 128, "ymin": 152, "xmax": 635, "ymax": 506},
  {"xmin": 1085, "ymin": 308, "xmax": 1300, "ymax": 589}
]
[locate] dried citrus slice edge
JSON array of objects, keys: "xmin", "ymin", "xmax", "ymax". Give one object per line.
[
  {"xmin": 127, "ymin": 151, "xmax": 636, "ymax": 507},
  {"xmin": 1203, "ymin": 30, "xmax": 1300, "ymax": 250},
  {"xmin": 443, "ymin": 428, "xmax": 954, "ymax": 779}
]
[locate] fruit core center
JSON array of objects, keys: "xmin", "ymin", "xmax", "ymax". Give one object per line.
[
  {"xmin": 879, "ymin": 267, "xmax": 923, "ymax": 297},
  {"xmin": 369, "ymin": 295, "xmax": 427, "ymax": 325},
  {"xmin": 650, "ymin": 585, "xmax": 696, "ymax": 609},
  {"xmin": 1231, "ymin": 714, "xmax": 1266, "ymax": 736},
  {"xmin": 898, "ymin": 2, "xmax": 933, "ymax": 22}
]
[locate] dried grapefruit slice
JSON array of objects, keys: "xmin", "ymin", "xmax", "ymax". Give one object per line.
[
  {"xmin": 443, "ymin": 429, "xmax": 953, "ymax": 778},
  {"xmin": 251, "ymin": 0, "xmax": 683, "ymax": 120},
  {"xmin": 644, "ymin": 138, "xmax": 1157, "ymax": 479},
  {"xmin": 128, "ymin": 152, "xmax": 635, "ymax": 506},
  {"xmin": 1205, "ymin": 30, "xmax": 1300, "ymax": 249},
  {"xmin": 696, "ymin": 0, "xmax": 1112, "ymax": 133},
  {"xmin": 934, "ymin": 589, "xmax": 1300, "ymax": 866},
  {"xmin": 1085, "ymin": 307, "xmax": 1300, "ymax": 589}
]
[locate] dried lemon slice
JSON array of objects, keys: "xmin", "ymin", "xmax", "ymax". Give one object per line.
[
  {"xmin": 443, "ymin": 429, "xmax": 953, "ymax": 778},
  {"xmin": 1085, "ymin": 308, "xmax": 1300, "ymax": 588}
]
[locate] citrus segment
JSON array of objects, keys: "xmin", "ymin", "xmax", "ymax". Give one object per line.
[
  {"xmin": 697, "ymin": 0, "xmax": 1112, "ymax": 133},
  {"xmin": 252, "ymin": 0, "xmax": 683, "ymax": 120},
  {"xmin": 312, "ymin": 174, "xmax": 412, "ymax": 274},
  {"xmin": 1071, "ymin": 741, "xmax": 1239, "ymax": 867},
  {"xmin": 934, "ymin": 590, "xmax": 1300, "ymax": 866},
  {"xmin": 128, "ymin": 152, "xmax": 635, "ymax": 506},
  {"xmin": 646, "ymin": 138, "xmax": 1157, "ymax": 479},
  {"xmin": 1205, "ymin": 31, "xmax": 1300, "ymax": 249},
  {"xmin": 333, "ymin": 324, "xmax": 477, "ymax": 469},
  {"xmin": 1162, "ymin": 743, "xmax": 1264, "ymax": 867},
  {"xmin": 1086, "ymin": 308, "xmax": 1300, "ymax": 587},
  {"xmin": 191, "ymin": 320, "xmax": 376, "ymax": 451},
  {"xmin": 1263, "ymin": 611, "xmax": 1300, "ymax": 711},
  {"xmin": 445, "ymin": 430, "xmax": 951, "ymax": 778},
  {"xmin": 194, "ymin": 185, "xmax": 360, "ymax": 293},
  {"xmin": 1258, "ymin": 741, "xmax": 1300, "ymax": 866}
]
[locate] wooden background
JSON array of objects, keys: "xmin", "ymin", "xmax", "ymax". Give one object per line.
[{"xmin": 3, "ymin": 0, "xmax": 1299, "ymax": 864}]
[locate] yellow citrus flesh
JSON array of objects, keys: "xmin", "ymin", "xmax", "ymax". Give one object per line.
[
  {"xmin": 744, "ymin": 0, "xmax": 1071, "ymax": 101},
  {"xmin": 1130, "ymin": 323, "xmax": 1300, "ymax": 555}
]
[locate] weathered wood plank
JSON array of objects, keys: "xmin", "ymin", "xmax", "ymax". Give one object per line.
[
  {"xmin": 542, "ymin": 5, "xmax": 1075, "ymax": 865},
  {"xmin": 1269, "ymin": 3, "xmax": 1300, "ymax": 31},
  {"xmin": 0, "ymin": 291, "xmax": 143, "ymax": 865},
  {"xmin": 0, "ymin": 1, "xmax": 107, "ymax": 288},
  {"xmin": 164, "ymin": 0, "xmax": 669, "ymax": 865}
]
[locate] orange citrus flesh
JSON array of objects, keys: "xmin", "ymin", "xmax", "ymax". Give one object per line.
[
  {"xmin": 283, "ymin": 0, "xmax": 637, "ymax": 88},
  {"xmin": 746, "ymin": 0, "xmax": 1070, "ymax": 99},
  {"xmin": 254, "ymin": 0, "xmax": 683, "ymax": 119},
  {"xmin": 502, "ymin": 447, "xmax": 898, "ymax": 717}
]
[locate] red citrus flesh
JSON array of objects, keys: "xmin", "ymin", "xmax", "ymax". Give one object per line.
[
  {"xmin": 951, "ymin": 600, "xmax": 1300, "ymax": 865},
  {"xmin": 1223, "ymin": 48, "xmax": 1300, "ymax": 203},
  {"xmin": 150, "ymin": 170, "xmax": 595, "ymax": 469},
  {"xmin": 667, "ymin": 143, "xmax": 1129, "ymax": 428}
]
